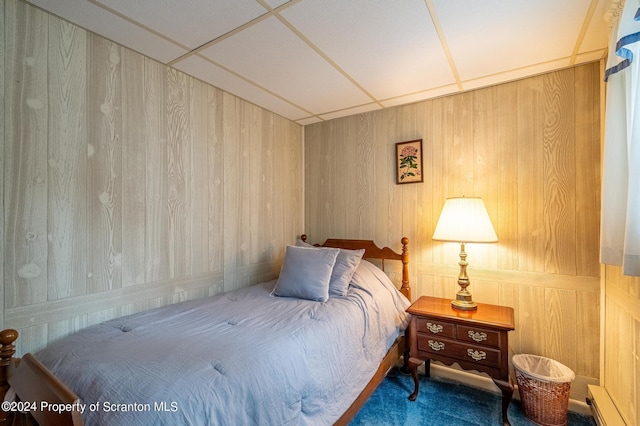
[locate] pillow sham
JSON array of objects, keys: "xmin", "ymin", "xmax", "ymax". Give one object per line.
[
  {"xmin": 272, "ymin": 245, "xmax": 339, "ymax": 302},
  {"xmin": 296, "ymin": 239, "xmax": 365, "ymax": 297}
]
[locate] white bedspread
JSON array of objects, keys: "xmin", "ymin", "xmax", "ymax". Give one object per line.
[{"xmin": 35, "ymin": 260, "xmax": 409, "ymax": 425}]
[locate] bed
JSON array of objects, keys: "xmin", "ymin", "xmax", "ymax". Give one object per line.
[{"xmin": 0, "ymin": 236, "xmax": 411, "ymax": 426}]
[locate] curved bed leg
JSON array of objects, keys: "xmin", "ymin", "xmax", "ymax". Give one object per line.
[{"xmin": 0, "ymin": 329, "xmax": 19, "ymax": 426}]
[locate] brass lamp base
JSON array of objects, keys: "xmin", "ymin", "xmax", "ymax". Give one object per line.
[
  {"xmin": 451, "ymin": 242, "xmax": 478, "ymax": 311},
  {"xmin": 451, "ymin": 292, "xmax": 477, "ymax": 311}
]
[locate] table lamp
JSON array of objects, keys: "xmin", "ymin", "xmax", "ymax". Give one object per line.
[{"xmin": 432, "ymin": 197, "xmax": 498, "ymax": 310}]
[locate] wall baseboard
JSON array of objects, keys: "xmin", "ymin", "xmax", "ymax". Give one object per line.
[
  {"xmin": 428, "ymin": 363, "xmax": 592, "ymax": 416},
  {"xmin": 586, "ymin": 385, "xmax": 627, "ymax": 426}
]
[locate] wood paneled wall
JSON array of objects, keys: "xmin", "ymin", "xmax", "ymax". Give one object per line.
[
  {"xmin": 1, "ymin": 0, "xmax": 302, "ymax": 354},
  {"xmin": 603, "ymin": 266, "xmax": 639, "ymax": 425},
  {"xmin": 305, "ymin": 62, "xmax": 601, "ymax": 400}
]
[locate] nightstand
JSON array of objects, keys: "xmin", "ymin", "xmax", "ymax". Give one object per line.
[{"xmin": 406, "ymin": 296, "xmax": 515, "ymax": 426}]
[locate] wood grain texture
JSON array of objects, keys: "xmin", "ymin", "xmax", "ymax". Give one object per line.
[
  {"xmin": 190, "ymin": 77, "xmax": 211, "ymax": 276},
  {"xmin": 239, "ymin": 102, "xmax": 258, "ymax": 266},
  {"xmin": 252, "ymin": 110, "xmax": 269, "ymax": 265},
  {"xmin": 429, "ymin": 98, "xmax": 447, "ymax": 267},
  {"xmin": 207, "ymin": 86, "xmax": 224, "ymax": 273},
  {"xmin": 166, "ymin": 68, "xmax": 192, "ymax": 278},
  {"xmin": 4, "ymin": 1, "xmax": 49, "ymax": 307},
  {"xmin": 543, "ymin": 70, "xmax": 576, "ymax": 276},
  {"xmin": 305, "ymin": 62, "xmax": 602, "ymax": 400},
  {"xmin": 575, "ymin": 289, "xmax": 599, "ymax": 378},
  {"xmin": 517, "ymin": 285, "xmax": 546, "ymax": 355},
  {"xmin": 88, "ymin": 36, "xmax": 122, "ymax": 293},
  {"xmin": 603, "ymin": 265, "xmax": 640, "ymax": 426},
  {"xmin": 2, "ymin": 0, "xmax": 302, "ymax": 354},
  {"xmin": 121, "ymin": 49, "xmax": 146, "ymax": 287},
  {"xmin": 544, "ymin": 288, "xmax": 577, "ymax": 371},
  {"xmin": 222, "ymin": 93, "xmax": 240, "ymax": 292},
  {"xmin": 143, "ymin": 58, "xmax": 169, "ymax": 283},
  {"xmin": 474, "ymin": 85, "xmax": 518, "ymax": 271},
  {"xmin": 356, "ymin": 113, "xmax": 375, "ymax": 236},
  {"xmin": 415, "ymin": 103, "xmax": 434, "ymax": 271},
  {"xmin": 604, "ymin": 295, "xmax": 633, "ymax": 424},
  {"xmin": 517, "ymin": 75, "xmax": 546, "ymax": 273},
  {"xmin": 48, "ymin": 17, "xmax": 88, "ymax": 300},
  {"xmin": 275, "ymin": 116, "xmax": 303, "ymax": 261},
  {"xmin": 574, "ymin": 64, "xmax": 601, "ymax": 277}
]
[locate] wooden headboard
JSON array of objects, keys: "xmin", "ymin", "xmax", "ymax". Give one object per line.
[{"xmin": 300, "ymin": 235, "xmax": 411, "ymax": 301}]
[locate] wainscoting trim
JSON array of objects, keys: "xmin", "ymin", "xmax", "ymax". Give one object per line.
[
  {"xmin": 4, "ymin": 271, "xmax": 225, "ymax": 329},
  {"xmin": 606, "ymin": 283, "xmax": 640, "ymax": 320},
  {"xmin": 418, "ymin": 263, "xmax": 600, "ymax": 292}
]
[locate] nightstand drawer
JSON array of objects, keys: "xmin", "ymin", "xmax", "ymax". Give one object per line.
[
  {"xmin": 456, "ymin": 325, "xmax": 501, "ymax": 348},
  {"xmin": 416, "ymin": 335, "xmax": 501, "ymax": 368},
  {"xmin": 415, "ymin": 318, "xmax": 455, "ymax": 338}
]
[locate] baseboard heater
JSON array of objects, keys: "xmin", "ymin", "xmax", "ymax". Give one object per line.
[{"xmin": 586, "ymin": 385, "xmax": 626, "ymax": 426}]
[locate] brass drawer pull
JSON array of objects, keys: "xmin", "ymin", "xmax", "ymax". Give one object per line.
[
  {"xmin": 428, "ymin": 340, "xmax": 445, "ymax": 351},
  {"xmin": 468, "ymin": 331, "xmax": 488, "ymax": 342},
  {"xmin": 426, "ymin": 323, "xmax": 443, "ymax": 333},
  {"xmin": 467, "ymin": 349, "xmax": 487, "ymax": 361}
]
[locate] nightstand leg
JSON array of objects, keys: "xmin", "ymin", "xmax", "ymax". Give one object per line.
[
  {"xmin": 492, "ymin": 378, "xmax": 513, "ymax": 426},
  {"xmin": 407, "ymin": 357, "xmax": 423, "ymax": 401}
]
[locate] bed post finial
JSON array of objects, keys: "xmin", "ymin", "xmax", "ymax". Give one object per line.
[
  {"xmin": 400, "ymin": 237, "xmax": 411, "ymax": 301},
  {"xmin": 0, "ymin": 328, "xmax": 18, "ymax": 369},
  {"xmin": 0, "ymin": 329, "xmax": 18, "ymax": 425}
]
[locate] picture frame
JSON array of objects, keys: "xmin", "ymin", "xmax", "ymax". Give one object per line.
[{"xmin": 395, "ymin": 139, "xmax": 423, "ymax": 184}]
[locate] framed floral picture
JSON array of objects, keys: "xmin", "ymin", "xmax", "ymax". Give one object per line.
[{"xmin": 395, "ymin": 139, "xmax": 423, "ymax": 184}]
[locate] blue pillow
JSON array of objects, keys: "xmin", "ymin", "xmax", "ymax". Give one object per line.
[
  {"xmin": 272, "ymin": 245, "xmax": 339, "ymax": 302},
  {"xmin": 296, "ymin": 239, "xmax": 365, "ymax": 297}
]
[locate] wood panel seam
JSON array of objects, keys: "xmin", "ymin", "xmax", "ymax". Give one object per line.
[
  {"xmin": 4, "ymin": 271, "xmax": 224, "ymax": 329},
  {"xmin": 417, "ymin": 262, "xmax": 599, "ymax": 291},
  {"xmin": 606, "ymin": 284, "xmax": 640, "ymax": 321}
]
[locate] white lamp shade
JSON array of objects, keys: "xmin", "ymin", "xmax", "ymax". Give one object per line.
[{"xmin": 432, "ymin": 197, "xmax": 498, "ymax": 243}]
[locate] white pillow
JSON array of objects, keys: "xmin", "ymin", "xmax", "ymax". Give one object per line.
[{"xmin": 272, "ymin": 245, "xmax": 339, "ymax": 302}]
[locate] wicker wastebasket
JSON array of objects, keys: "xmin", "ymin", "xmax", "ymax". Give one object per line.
[{"xmin": 512, "ymin": 354, "xmax": 575, "ymax": 426}]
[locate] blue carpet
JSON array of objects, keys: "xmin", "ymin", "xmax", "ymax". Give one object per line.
[{"xmin": 350, "ymin": 368, "xmax": 596, "ymax": 426}]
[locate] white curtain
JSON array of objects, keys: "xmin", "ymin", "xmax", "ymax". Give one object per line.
[{"xmin": 601, "ymin": 0, "xmax": 640, "ymax": 276}]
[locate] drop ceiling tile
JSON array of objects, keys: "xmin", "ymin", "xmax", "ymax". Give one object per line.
[
  {"xmin": 281, "ymin": 0, "xmax": 456, "ymax": 101},
  {"xmin": 172, "ymin": 55, "xmax": 310, "ymax": 121},
  {"xmin": 26, "ymin": 0, "xmax": 187, "ymax": 63},
  {"xmin": 93, "ymin": 0, "xmax": 267, "ymax": 49},
  {"xmin": 434, "ymin": 0, "xmax": 592, "ymax": 81},
  {"xmin": 200, "ymin": 16, "xmax": 372, "ymax": 114}
]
